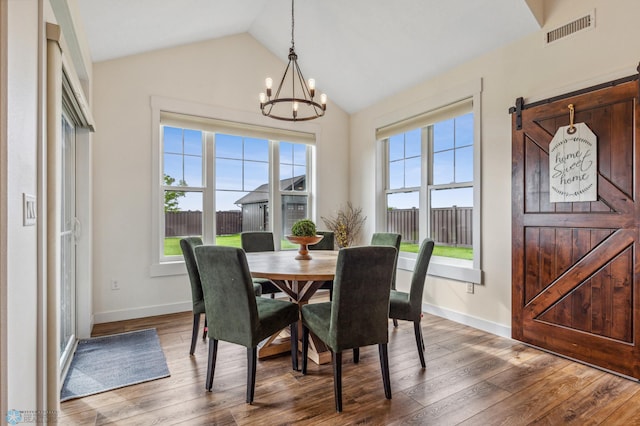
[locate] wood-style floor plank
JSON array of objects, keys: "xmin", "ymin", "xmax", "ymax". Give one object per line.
[{"xmin": 59, "ymin": 306, "xmax": 640, "ymax": 425}]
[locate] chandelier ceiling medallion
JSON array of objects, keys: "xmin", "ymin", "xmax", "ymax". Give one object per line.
[{"xmin": 259, "ymin": 0, "xmax": 327, "ymax": 122}]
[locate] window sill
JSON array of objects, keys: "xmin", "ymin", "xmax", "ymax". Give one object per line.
[
  {"xmin": 150, "ymin": 261, "xmax": 187, "ymax": 277},
  {"xmin": 397, "ymin": 254, "xmax": 482, "ymax": 284},
  {"xmin": 150, "ymin": 255, "xmax": 482, "ymax": 283}
]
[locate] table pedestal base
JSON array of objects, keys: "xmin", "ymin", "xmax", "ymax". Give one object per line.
[
  {"xmin": 303, "ymin": 336, "xmax": 332, "ymax": 365},
  {"xmin": 258, "ymin": 330, "xmax": 291, "ymax": 359},
  {"xmin": 257, "ymin": 279, "xmax": 333, "ymax": 365},
  {"xmin": 257, "ymin": 324, "xmax": 332, "ymax": 365}
]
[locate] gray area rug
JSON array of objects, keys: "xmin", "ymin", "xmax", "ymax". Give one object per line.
[{"xmin": 60, "ymin": 328, "xmax": 170, "ymax": 402}]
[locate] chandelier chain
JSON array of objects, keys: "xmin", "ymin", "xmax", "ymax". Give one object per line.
[{"xmin": 291, "ymin": 0, "xmax": 295, "ymax": 49}]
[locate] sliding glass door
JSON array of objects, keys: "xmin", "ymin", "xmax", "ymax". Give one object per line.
[{"xmin": 59, "ymin": 109, "xmax": 76, "ymax": 372}]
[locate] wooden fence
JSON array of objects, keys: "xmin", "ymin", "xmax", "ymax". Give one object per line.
[
  {"xmin": 166, "ymin": 207, "xmax": 472, "ymax": 247},
  {"xmin": 165, "ymin": 211, "xmax": 242, "ymax": 237},
  {"xmin": 387, "ymin": 207, "xmax": 472, "ymax": 247}
]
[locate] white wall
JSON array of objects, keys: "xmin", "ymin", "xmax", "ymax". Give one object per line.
[
  {"xmin": 6, "ymin": 0, "xmax": 41, "ymax": 411},
  {"xmin": 91, "ymin": 34, "xmax": 350, "ymax": 321},
  {"xmin": 350, "ymin": 0, "xmax": 640, "ymax": 333}
]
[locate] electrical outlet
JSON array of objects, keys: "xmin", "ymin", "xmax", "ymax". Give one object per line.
[
  {"xmin": 466, "ymin": 282, "xmax": 474, "ymax": 294},
  {"xmin": 111, "ymin": 279, "xmax": 120, "ymax": 291}
]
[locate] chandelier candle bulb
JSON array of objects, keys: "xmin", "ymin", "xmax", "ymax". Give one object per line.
[
  {"xmin": 265, "ymin": 78, "xmax": 273, "ymax": 97},
  {"xmin": 259, "ymin": 93, "xmax": 266, "ymax": 104},
  {"xmin": 308, "ymin": 78, "xmax": 316, "ymax": 97},
  {"xmin": 321, "ymin": 93, "xmax": 327, "ymax": 108}
]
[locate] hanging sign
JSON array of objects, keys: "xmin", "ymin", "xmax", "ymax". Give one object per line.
[{"xmin": 549, "ymin": 121, "xmax": 598, "ymax": 203}]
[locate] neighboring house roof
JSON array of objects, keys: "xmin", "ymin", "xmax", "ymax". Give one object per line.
[{"xmin": 235, "ymin": 175, "xmax": 306, "ymax": 205}]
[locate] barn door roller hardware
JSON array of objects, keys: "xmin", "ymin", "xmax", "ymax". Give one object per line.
[{"xmin": 509, "ymin": 60, "xmax": 640, "ymax": 131}]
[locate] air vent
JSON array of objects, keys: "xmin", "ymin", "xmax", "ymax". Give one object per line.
[{"xmin": 546, "ymin": 11, "xmax": 595, "ymax": 44}]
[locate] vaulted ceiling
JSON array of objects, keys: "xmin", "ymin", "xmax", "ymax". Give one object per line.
[{"xmin": 77, "ymin": 0, "xmax": 541, "ymax": 113}]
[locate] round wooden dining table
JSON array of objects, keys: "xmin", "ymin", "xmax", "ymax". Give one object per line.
[{"xmin": 245, "ymin": 250, "xmax": 338, "ymax": 365}]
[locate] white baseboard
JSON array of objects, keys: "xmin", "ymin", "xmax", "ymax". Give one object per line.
[
  {"xmin": 93, "ymin": 299, "xmax": 512, "ymax": 340},
  {"xmin": 94, "ymin": 301, "xmax": 192, "ymax": 324},
  {"xmin": 423, "ymin": 302, "xmax": 511, "ymax": 338}
]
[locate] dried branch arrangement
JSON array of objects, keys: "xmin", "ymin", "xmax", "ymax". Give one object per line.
[{"xmin": 321, "ymin": 202, "xmax": 366, "ymax": 248}]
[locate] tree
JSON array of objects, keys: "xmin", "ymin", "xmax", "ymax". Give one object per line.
[{"xmin": 164, "ymin": 174, "xmax": 187, "ymax": 212}]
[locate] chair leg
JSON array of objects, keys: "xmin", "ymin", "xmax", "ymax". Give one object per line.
[
  {"xmin": 190, "ymin": 313, "xmax": 200, "ymax": 355},
  {"xmin": 414, "ymin": 321, "xmax": 426, "ymax": 368},
  {"xmin": 247, "ymin": 347, "xmax": 257, "ymax": 404},
  {"xmin": 353, "ymin": 347, "xmax": 360, "ymax": 364},
  {"xmin": 206, "ymin": 339, "xmax": 218, "ymax": 391},
  {"xmin": 328, "ymin": 287, "xmax": 333, "ymax": 301},
  {"xmin": 378, "ymin": 343, "xmax": 392, "ymax": 399},
  {"xmin": 302, "ymin": 326, "xmax": 309, "ymax": 374},
  {"xmin": 333, "ymin": 351, "xmax": 343, "ymax": 412},
  {"xmin": 202, "ymin": 315, "xmax": 208, "ymax": 340},
  {"xmin": 393, "ymin": 318, "xmax": 399, "ymax": 327},
  {"xmin": 290, "ymin": 323, "xmax": 298, "ymax": 371}
]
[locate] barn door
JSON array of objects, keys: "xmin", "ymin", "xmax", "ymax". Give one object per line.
[{"xmin": 511, "ymin": 77, "xmax": 640, "ymax": 379}]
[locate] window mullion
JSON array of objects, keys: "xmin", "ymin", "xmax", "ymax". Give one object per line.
[
  {"xmin": 203, "ymin": 132, "xmax": 215, "ymax": 244},
  {"xmin": 420, "ymin": 127, "xmax": 430, "ymax": 242},
  {"xmin": 270, "ymin": 141, "xmax": 281, "ymax": 248}
]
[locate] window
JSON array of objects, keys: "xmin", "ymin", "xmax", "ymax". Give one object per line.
[
  {"xmin": 216, "ymin": 134, "xmax": 270, "ymax": 240},
  {"xmin": 280, "ymin": 142, "xmax": 309, "ymax": 248},
  {"xmin": 376, "ymin": 80, "xmax": 481, "ymax": 283},
  {"xmin": 151, "ymin": 99, "xmax": 317, "ymax": 275},
  {"xmin": 429, "ymin": 113, "xmax": 474, "ymax": 258},
  {"xmin": 385, "ymin": 128, "xmax": 421, "ymax": 249},
  {"xmin": 163, "ymin": 126, "xmax": 204, "ymax": 255}
]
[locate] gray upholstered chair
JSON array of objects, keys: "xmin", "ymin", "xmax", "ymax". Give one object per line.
[
  {"xmin": 180, "ymin": 237, "xmax": 262, "ymax": 356},
  {"xmin": 389, "ymin": 238, "xmax": 434, "ymax": 368},
  {"xmin": 301, "ymin": 245, "xmax": 397, "ymax": 412},
  {"xmin": 194, "ymin": 245, "xmax": 299, "ymax": 403},
  {"xmin": 308, "ymin": 230, "xmax": 335, "ymax": 300},
  {"xmin": 240, "ymin": 231, "xmax": 282, "ymax": 298}
]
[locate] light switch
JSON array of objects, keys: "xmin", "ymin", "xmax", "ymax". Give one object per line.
[{"xmin": 23, "ymin": 193, "xmax": 36, "ymax": 226}]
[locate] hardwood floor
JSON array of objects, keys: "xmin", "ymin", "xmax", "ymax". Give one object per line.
[{"xmin": 59, "ymin": 301, "xmax": 640, "ymax": 425}]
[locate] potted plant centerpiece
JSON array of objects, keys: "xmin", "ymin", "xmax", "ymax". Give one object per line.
[{"xmin": 286, "ymin": 219, "xmax": 324, "ymax": 260}]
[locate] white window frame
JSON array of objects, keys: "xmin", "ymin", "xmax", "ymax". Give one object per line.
[
  {"xmin": 375, "ymin": 79, "xmax": 482, "ymax": 284},
  {"xmin": 273, "ymin": 141, "xmax": 314, "ymax": 246},
  {"xmin": 150, "ymin": 96, "xmax": 320, "ymax": 276}
]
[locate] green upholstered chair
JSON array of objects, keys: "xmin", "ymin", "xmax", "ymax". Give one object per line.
[
  {"xmin": 240, "ymin": 231, "xmax": 282, "ymax": 298},
  {"xmin": 310, "ymin": 230, "xmax": 335, "ymax": 250},
  {"xmin": 301, "ymin": 245, "xmax": 397, "ymax": 412},
  {"xmin": 180, "ymin": 237, "xmax": 207, "ymax": 355},
  {"xmin": 371, "ymin": 232, "xmax": 402, "ymax": 330},
  {"xmin": 389, "ymin": 238, "xmax": 434, "ymax": 368},
  {"xmin": 180, "ymin": 237, "xmax": 262, "ymax": 356},
  {"xmin": 371, "ymin": 233, "xmax": 402, "ymax": 290},
  {"xmin": 309, "ymin": 230, "xmax": 335, "ymax": 300},
  {"xmin": 194, "ymin": 245, "xmax": 299, "ymax": 403}
]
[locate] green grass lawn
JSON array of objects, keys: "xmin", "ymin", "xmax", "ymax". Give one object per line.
[
  {"xmin": 400, "ymin": 242, "xmax": 473, "ymax": 260},
  {"xmin": 166, "ymin": 235, "xmax": 472, "ymax": 260},
  {"xmin": 164, "ymin": 234, "xmax": 242, "ymax": 256}
]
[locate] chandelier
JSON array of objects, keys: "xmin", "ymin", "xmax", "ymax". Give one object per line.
[{"xmin": 259, "ymin": 0, "xmax": 327, "ymax": 121}]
